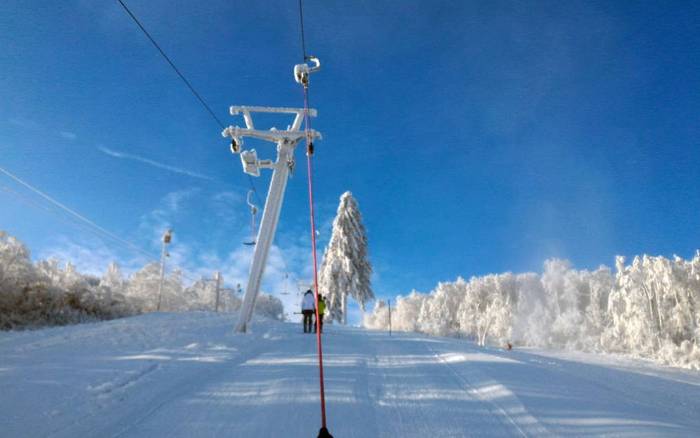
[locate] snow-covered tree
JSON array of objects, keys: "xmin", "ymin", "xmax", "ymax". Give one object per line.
[
  {"xmin": 541, "ymin": 259, "xmax": 588, "ymax": 348},
  {"xmin": 100, "ymin": 262, "xmax": 124, "ymax": 290},
  {"xmin": 318, "ymin": 191, "xmax": 373, "ymax": 324},
  {"xmin": 126, "ymin": 262, "xmax": 161, "ymax": 311},
  {"xmin": 511, "ymin": 273, "xmax": 547, "ymax": 345},
  {"xmin": 184, "ymin": 278, "xmax": 216, "ymax": 311},
  {"xmin": 420, "ymin": 278, "xmax": 465, "ymax": 337},
  {"xmin": 254, "ymin": 293, "xmax": 285, "ymax": 321},
  {"xmin": 35, "ymin": 258, "xmax": 63, "ymax": 285},
  {"xmin": 363, "ymin": 291, "xmax": 426, "ymax": 332},
  {"xmin": 363, "ymin": 299, "xmax": 390, "ymax": 329},
  {"xmin": 0, "ymin": 231, "xmax": 35, "ymax": 287},
  {"xmin": 392, "ymin": 291, "xmax": 425, "ymax": 332},
  {"xmin": 161, "ymin": 269, "xmax": 185, "ymax": 311},
  {"xmin": 98, "ymin": 262, "xmax": 124, "ymax": 304},
  {"xmin": 583, "ymin": 266, "xmax": 613, "ymax": 339},
  {"xmin": 453, "ymin": 274, "xmax": 515, "ymax": 346}
]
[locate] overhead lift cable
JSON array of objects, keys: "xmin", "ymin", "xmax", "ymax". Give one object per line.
[
  {"xmin": 0, "ymin": 165, "xmax": 157, "ymax": 260},
  {"xmin": 298, "ymin": 0, "xmax": 308, "ymax": 60},
  {"xmin": 115, "ymin": 0, "xmax": 263, "ymax": 207},
  {"xmin": 0, "ymin": 166, "xmax": 205, "ymax": 286},
  {"xmin": 0, "ymin": 184, "xmax": 130, "ymax": 246}
]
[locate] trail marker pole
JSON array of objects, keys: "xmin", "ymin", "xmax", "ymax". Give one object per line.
[
  {"xmin": 214, "ymin": 271, "xmax": 221, "ymax": 312},
  {"xmin": 388, "ymin": 299, "xmax": 392, "ymax": 336}
]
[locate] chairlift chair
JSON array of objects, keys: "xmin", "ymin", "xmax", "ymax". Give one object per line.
[
  {"xmin": 243, "ymin": 190, "xmax": 258, "ymax": 246},
  {"xmin": 280, "ymin": 272, "xmax": 290, "ymax": 295}
]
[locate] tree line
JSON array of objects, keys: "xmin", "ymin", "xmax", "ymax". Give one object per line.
[
  {"xmin": 0, "ymin": 231, "xmax": 283, "ymax": 329},
  {"xmin": 364, "ymin": 255, "xmax": 700, "ymax": 370}
]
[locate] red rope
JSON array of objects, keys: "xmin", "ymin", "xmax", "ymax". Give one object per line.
[{"xmin": 303, "ymin": 84, "xmax": 327, "ymax": 429}]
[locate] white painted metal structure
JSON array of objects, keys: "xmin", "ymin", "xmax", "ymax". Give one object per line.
[
  {"xmin": 223, "ymin": 105, "xmax": 321, "ymax": 333},
  {"xmin": 294, "ymin": 56, "xmax": 321, "ymax": 85}
]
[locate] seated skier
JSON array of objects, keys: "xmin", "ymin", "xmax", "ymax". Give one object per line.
[{"xmin": 301, "ymin": 289, "xmax": 315, "ymax": 333}]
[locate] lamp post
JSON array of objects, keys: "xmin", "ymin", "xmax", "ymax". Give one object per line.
[{"xmin": 156, "ymin": 229, "xmax": 172, "ymax": 311}]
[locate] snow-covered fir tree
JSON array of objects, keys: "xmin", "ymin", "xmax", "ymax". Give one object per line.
[{"xmin": 318, "ymin": 191, "xmax": 374, "ymax": 324}]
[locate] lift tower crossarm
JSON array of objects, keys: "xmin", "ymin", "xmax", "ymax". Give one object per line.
[
  {"xmin": 229, "ymin": 106, "xmax": 318, "ymax": 132},
  {"xmin": 229, "ymin": 105, "xmax": 318, "ymax": 116},
  {"xmin": 222, "ymin": 104, "xmax": 321, "ymax": 333},
  {"xmin": 221, "ymin": 126, "xmax": 321, "ymax": 144}
]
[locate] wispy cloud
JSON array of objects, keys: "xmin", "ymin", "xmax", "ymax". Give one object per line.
[
  {"xmin": 7, "ymin": 117, "xmax": 39, "ymax": 130},
  {"xmin": 39, "ymin": 235, "xmax": 149, "ymax": 277},
  {"xmin": 98, "ymin": 146, "xmax": 212, "ymax": 180},
  {"xmin": 137, "ymin": 188, "xmax": 201, "ymax": 249},
  {"xmin": 9, "ymin": 117, "xmax": 79, "ymax": 141}
]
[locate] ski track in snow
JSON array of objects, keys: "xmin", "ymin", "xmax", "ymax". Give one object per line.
[
  {"xmin": 1, "ymin": 312, "xmax": 700, "ymax": 437},
  {"xmin": 424, "ymin": 343, "xmax": 549, "ymax": 437}
]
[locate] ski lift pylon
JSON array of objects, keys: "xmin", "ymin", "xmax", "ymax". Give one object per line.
[{"xmin": 243, "ymin": 190, "xmax": 258, "ymax": 246}]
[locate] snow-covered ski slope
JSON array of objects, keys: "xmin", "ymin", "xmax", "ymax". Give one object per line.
[{"xmin": 1, "ymin": 313, "xmax": 699, "ymax": 437}]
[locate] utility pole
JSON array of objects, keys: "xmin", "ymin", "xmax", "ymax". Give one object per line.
[
  {"xmin": 156, "ymin": 229, "xmax": 172, "ymax": 312},
  {"xmin": 214, "ymin": 271, "xmax": 222, "ymax": 312},
  {"xmin": 388, "ymin": 299, "xmax": 392, "ymax": 337},
  {"xmin": 223, "ymin": 106, "xmax": 321, "ymax": 333}
]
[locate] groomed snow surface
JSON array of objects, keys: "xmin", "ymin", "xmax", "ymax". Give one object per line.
[{"xmin": 1, "ymin": 313, "xmax": 699, "ymax": 437}]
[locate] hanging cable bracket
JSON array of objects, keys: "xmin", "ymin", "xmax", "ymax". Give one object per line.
[{"xmin": 294, "ymin": 56, "xmax": 321, "ymax": 86}]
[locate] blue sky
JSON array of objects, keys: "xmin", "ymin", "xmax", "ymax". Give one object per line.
[{"xmin": 1, "ymin": 1, "xmax": 699, "ymax": 318}]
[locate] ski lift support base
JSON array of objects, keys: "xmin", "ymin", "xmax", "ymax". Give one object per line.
[{"xmin": 222, "ymin": 106, "xmax": 321, "ymax": 333}]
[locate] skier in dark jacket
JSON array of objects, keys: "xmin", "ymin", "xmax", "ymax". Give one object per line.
[{"xmin": 301, "ymin": 289, "xmax": 315, "ymax": 333}]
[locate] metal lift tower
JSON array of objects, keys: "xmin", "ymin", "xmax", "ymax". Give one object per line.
[{"xmin": 223, "ymin": 104, "xmax": 321, "ymax": 333}]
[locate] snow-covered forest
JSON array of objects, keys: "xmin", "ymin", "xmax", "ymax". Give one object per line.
[
  {"xmin": 365, "ymin": 254, "xmax": 700, "ymax": 370},
  {"xmin": 0, "ymin": 231, "xmax": 283, "ymax": 329}
]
